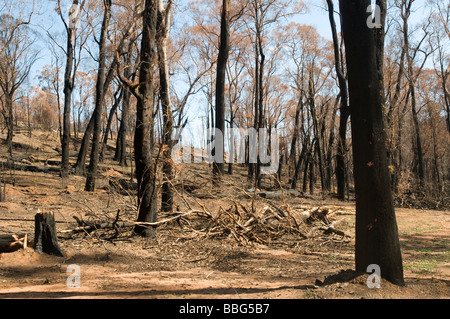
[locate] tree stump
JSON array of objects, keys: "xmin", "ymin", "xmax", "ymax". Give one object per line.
[{"xmin": 34, "ymin": 212, "xmax": 64, "ymax": 257}]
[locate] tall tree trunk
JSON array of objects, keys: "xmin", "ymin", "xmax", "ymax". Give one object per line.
[
  {"xmin": 291, "ymin": 97, "xmax": 307, "ymax": 189},
  {"xmin": 326, "ymin": 96, "xmax": 338, "ymax": 191},
  {"xmin": 291, "ymin": 143, "xmax": 305, "ymax": 189},
  {"xmin": 326, "ymin": 0, "xmax": 349, "ymax": 200},
  {"xmin": 308, "ymin": 70, "xmax": 326, "ymax": 193},
  {"xmin": 340, "ymin": 0, "xmax": 404, "ymax": 286},
  {"xmin": 410, "ymin": 84, "xmax": 425, "ymax": 184},
  {"xmin": 387, "ymin": 32, "xmax": 406, "ymax": 190},
  {"xmin": 133, "ymin": 0, "xmax": 159, "ymax": 237},
  {"xmin": 115, "ymin": 45, "xmax": 133, "ymax": 166},
  {"xmin": 5, "ymin": 93, "xmax": 13, "ymax": 155},
  {"xmin": 393, "ymin": 93, "xmax": 409, "ymax": 191},
  {"xmin": 255, "ymin": 37, "xmax": 265, "ymax": 189},
  {"xmin": 157, "ymin": 0, "xmax": 174, "ymax": 213},
  {"xmin": 428, "ymin": 108, "xmax": 442, "ymax": 193},
  {"xmin": 85, "ymin": 0, "xmax": 112, "ymax": 192},
  {"xmin": 442, "ymin": 70, "xmax": 450, "ymax": 134},
  {"xmin": 61, "ymin": 0, "xmax": 78, "ymax": 178},
  {"xmin": 289, "ymin": 98, "xmax": 302, "ymax": 179},
  {"xmin": 213, "ymin": 0, "xmax": 231, "ymax": 182},
  {"xmin": 227, "ymin": 112, "xmax": 235, "ymax": 174},
  {"xmin": 400, "ymin": 0, "xmax": 425, "ymax": 185},
  {"xmin": 115, "ymin": 89, "xmax": 130, "ymax": 166},
  {"xmin": 248, "ymin": 46, "xmax": 259, "ymax": 182}
]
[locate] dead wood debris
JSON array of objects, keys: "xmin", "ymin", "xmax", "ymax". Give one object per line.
[
  {"xmin": 61, "ymin": 204, "xmax": 353, "ymax": 247},
  {"xmin": 169, "ymin": 203, "xmax": 354, "ymax": 246}
]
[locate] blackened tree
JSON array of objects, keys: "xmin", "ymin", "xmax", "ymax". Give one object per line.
[{"xmin": 339, "ymin": 0, "xmax": 404, "ymax": 286}]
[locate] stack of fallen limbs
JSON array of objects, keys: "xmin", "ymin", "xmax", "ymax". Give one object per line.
[
  {"xmin": 61, "ymin": 203, "xmax": 352, "ymax": 246},
  {"xmin": 165, "ymin": 202, "xmax": 352, "ymax": 247}
]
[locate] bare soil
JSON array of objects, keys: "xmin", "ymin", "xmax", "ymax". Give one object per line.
[{"xmin": 0, "ymin": 130, "xmax": 449, "ymax": 299}]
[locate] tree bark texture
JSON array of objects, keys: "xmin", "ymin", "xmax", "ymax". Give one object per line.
[
  {"xmin": 61, "ymin": 0, "xmax": 79, "ymax": 178},
  {"xmin": 213, "ymin": 0, "xmax": 231, "ymax": 181},
  {"xmin": 340, "ymin": 0, "xmax": 404, "ymax": 286},
  {"xmin": 133, "ymin": 0, "xmax": 159, "ymax": 237},
  {"xmin": 85, "ymin": 0, "xmax": 112, "ymax": 191},
  {"xmin": 326, "ymin": 0, "xmax": 349, "ymax": 200},
  {"xmin": 34, "ymin": 212, "xmax": 64, "ymax": 257},
  {"xmin": 157, "ymin": 0, "xmax": 174, "ymax": 213}
]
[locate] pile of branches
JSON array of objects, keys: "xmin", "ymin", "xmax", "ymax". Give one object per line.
[
  {"xmin": 165, "ymin": 202, "xmax": 353, "ymax": 246},
  {"xmin": 61, "ymin": 202, "xmax": 353, "ymax": 247}
]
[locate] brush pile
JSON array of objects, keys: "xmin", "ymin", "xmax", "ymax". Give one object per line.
[
  {"xmin": 159, "ymin": 202, "xmax": 354, "ymax": 246},
  {"xmin": 62, "ymin": 201, "xmax": 354, "ymax": 247}
]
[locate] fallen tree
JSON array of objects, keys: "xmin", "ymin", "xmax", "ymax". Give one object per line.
[
  {"xmin": 0, "ymin": 233, "xmax": 28, "ymax": 253},
  {"xmin": 0, "ymin": 160, "xmax": 60, "ymax": 174},
  {"xmin": 0, "ymin": 211, "xmax": 65, "ymax": 256}
]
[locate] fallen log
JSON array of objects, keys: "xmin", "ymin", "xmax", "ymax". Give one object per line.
[
  {"xmin": 8, "ymin": 153, "xmax": 34, "ymax": 162},
  {"xmin": 0, "ymin": 160, "xmax": 60, "ymax": 173},
  {"xmin": 0, "ymin": 233, "xmax": 28, "ymax": 253},
  {"xmin": 61, "ymin": 211, "xmax": 200, "ymax": 235},
  {"xmin": 256, "ymin": 189, "xmax": 302, "ymax": 199},
  {"xmin": 62, "ymin": 217, "xmax": 136, "ymax": 234}
]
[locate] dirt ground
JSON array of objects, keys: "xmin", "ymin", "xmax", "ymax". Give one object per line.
[{"xmin": 0, "ymin": 130, "xmax": 449, "ymax": 299}]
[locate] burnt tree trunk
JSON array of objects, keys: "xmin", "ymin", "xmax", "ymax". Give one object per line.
[
  {"xmin": 61, "ymin": 0, "xmax": 79, "ymax": 179},
  {"xmin": 255, "ymin": 37, "xmax": 265, "ymax": 189},
  {"xmin": 340, "ymin": 0, "xmax": 404, "ymax": 286},
  {"xmin": 248, "ymin": 46, "xmax": 259, "ymax": 182},
  {"xmin": 410, "ymin": 84, "xmax": 425, "ymax": 185},
  {"xmin": 289, "ymin": 98, "xmax": 302, "ymax": 183},
  {"xmin": 326, "ymin": 0, "xmax": 349, "ymax": 200},
  {"xmin": 34, "ymin": 212, "xmax": 64, "ymax": 257},
  {"xmin": 115, "ymin": 84, "xmax": 130, "ymax": 166},
  {"xmin": 157, "ymin": 0, "xmax": 174, "ymax": 213},
  {"xmin": 85, "ymin": 0, "xmax": 112, "ymax": 191},
  {"xmin": 5, "ymin": 94, "xmax": 14, "ymax": 156},
  {"xmin": 100, "ymin": 87, "xmax": 123, "ymax": 162},
  {"xmin": 213, "ymin": 0, "xmax": 231, "ymax": 182},
  {"xmin": 308, "ymin": 70, "xmax": 326, "ymax": 193},
  {"xmin": 115, "ymin": 42, "xmax": 134, "ymax": 166},
  {"xmin": 133, "ymin": 0, "xmax": 159, "ymax": 238}
]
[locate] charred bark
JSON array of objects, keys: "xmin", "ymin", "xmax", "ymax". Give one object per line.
[
  {"xmin": 157, "ymin": 0, "xmax": 174, "ymax": 212},
  {"xmin": 85, "ymin": 0, "xmax": 112, "ymax": 192},
  {"xmin": 326, "ymin": 0, "xmax": 349, "ymax": 200},
  {"xmin": 34, "ymin": 212, "xmax": 64, "ymax": 257},
  {"xmin": 213, "ymin": 0, "xmax": 231, "ymax": 182},
  {"xmin": 132, "ymin": 0, "xmax": 159, "ymax": 238},
  {"xmin": 340, "ymin": 0, "xmax": 404, "ymax": 286}
]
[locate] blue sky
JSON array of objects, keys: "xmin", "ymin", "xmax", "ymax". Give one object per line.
[
  {"xmin": 28, "ymin": 0, "xmax": 335, "ymax": 83},
  {"xmin": 296, "ymin": 1, "xmax": 335, "ymax": 40},
  {"xmin": 22, "ymin": 0, "xmax": 433, "ymax": 148},
  {"xmin": 27, "ymin": 0, "xmax": 432, "ymax": 84}
]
